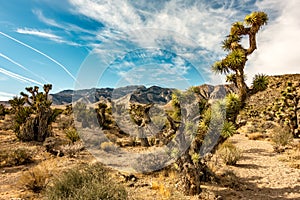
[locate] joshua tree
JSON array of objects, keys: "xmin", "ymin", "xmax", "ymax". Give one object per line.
[
  {"xmin": 10, "ymin": 84, "xmax": 60, "ymax": 142},
  {"xmin": 212, "ymin": 11, "xmax": 268, "ymax": 102}
]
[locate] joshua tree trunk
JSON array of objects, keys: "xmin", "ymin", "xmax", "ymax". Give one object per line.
[
  {"xmin": 178, "ymin": 152, "xmax": 201, "ymax": 195},
  {"xmin": 235, "ymin": 68, "xmax": 248, "ymax": 103}
]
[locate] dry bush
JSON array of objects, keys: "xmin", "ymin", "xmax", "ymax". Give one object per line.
[
  {"xmin": 18, "ymin": 162, "xmax": 53, "ymax": 193},
  {"xmin": 46, "ymin": 163, "xmax": 127, "ymax": 200},
  {"xmin": 217, "ymin": 141, "xmax": 242, "ymax": 165},
  {"xmin": 100, "ymin": 141, "xmax": 119, "ymax": 152},
  {"xmin": 246, "ymin": 132, "xmax": 265, "ymax": 140},
  {"xmin": 58, "ymin": 115, "xmax": 74, "ymax": 130},
  {"xmin": 279, "ymin": 147, "xmax": 300, "ymax": 169},
  {"xmin": 151, "ymin": 173, "xmax": 171, "ymax": 200},
  {"xmin": 0, "ymin": 148, "xmax": 33, "ymax": 167},
  {"xmin": 271, "ymin": 126, "xmax": 293, "ymax": 149}
]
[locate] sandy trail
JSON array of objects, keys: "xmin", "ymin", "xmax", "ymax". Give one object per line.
[{"xmin": 223, "ymin": 133, "xmax": 300, "ymax": 200}]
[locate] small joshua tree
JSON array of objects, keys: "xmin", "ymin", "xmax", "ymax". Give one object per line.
[
  {"xmin": 212, "ymin": 11, "xmax": 268, "ymax": 102},
  {"xmin": 10, "ymin": 84, "xmax": 59, "ymax": 142}
]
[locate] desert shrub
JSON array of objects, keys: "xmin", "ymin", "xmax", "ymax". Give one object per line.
[
  {"xmin": 19, "ymin": 164, "xmax": 51, "ymax": 193},
  {"xmin": 252, "ymin": 73, "xmax": 269, "ymax": 92},
  {"xmin": 100, "ymin": 141, "xmax": 118, "ymax": 152},
  {"xmin": 271, "ymin": 126, "xmax": 293, "ymax": 147},
  {"xmin": 0, "ymin": 148, "xmax": 33, "ymax": 167},
  {"xmin": 218, "ymin": 141, "xmax": 241, "ymax": 165},
  {"xmin": 46, "ymin": 163, "xmax": 127, "ymax": 200},
  {"xmin": 0, "ymin": 104, "xmax": 9, "ymax": 119},
  {"xmin": 65, "ymin": 127, "xmax": 80, "ymax": 143}
]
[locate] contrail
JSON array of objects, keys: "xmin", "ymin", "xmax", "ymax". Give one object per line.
[
  {"xmin": 0, "ymin": 67, "xmax": 43, "ymax": 86},
  {"xmin": 0, "ymin": 31, "xmax": 77, "ymax": 81},
  {"xmin": 0, "ymin": 52, "xmax": 50, "ymax": 84}
]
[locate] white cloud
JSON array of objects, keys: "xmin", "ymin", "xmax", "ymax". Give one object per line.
[
  {"xmin": 246, "ymin": 0, "xmax": 300, "ymax": 84},
  {"xmin": 33, "ymin": 9, "xmax": 63, "ymax": 29},
  {"xmin": 33, "ymin": 9, "xmax": 98, "ymax": 35},
  {"xmin": 16, "ymin": 28, "xmax": 62, "ymax": 41},
  {"xmin": 0, "ymin": 53, "xmax": 50, "ymax": 83},
  {"xmin": 68, "ymin": 0, "xmax": 245, "ymax": 52},
  {"xmin": 69, "ymin": 0, "xmax": 299, "ymax": 86}
]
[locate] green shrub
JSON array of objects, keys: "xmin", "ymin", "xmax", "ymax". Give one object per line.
[
  {"xmin": 252, "ymin": 73, "xmax": 269, "ymax": 92},
  {"xmin": 65, "ymin": 127, "xmax": 80, "ymax": 143},
  {"xmin": 46, "ymin": 163, "xmax": 127, "ymax": 200},
  {"xmin": 218, "ymin": 141, "xmax": 241, "ymax": 165}
]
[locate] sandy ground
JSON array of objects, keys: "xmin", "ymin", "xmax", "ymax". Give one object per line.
[
  {"xmin": 209, "ymin": 133, "xmax": 300, "ymax": 200},
  {"xmin": 0, "ymin": 127, "xmax": 300, "ymax": 200}
]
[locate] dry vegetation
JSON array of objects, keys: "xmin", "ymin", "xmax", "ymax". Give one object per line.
[{"xmin": 0, "ymin": 74, "xmax": 300, "ymax": 199}]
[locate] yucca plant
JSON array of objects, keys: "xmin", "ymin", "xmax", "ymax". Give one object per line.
[
  {"xmin": 225, "ymin": 93, "xmax": 242, "ymax": 123},
  {"xmin": 221, "ymin": 121, "xmax": 236, "ymax": 138},
  {"xmin": 252, "ymin": 73, "xmax": 269, "ymax": 92}
]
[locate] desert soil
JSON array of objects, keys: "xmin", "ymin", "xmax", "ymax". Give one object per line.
[
  {"xmin": 207, "ymin": 133, "xmax": 300, "ymax": 200},
  {"xmin": 1, "ymin": 129, "xmax": 300, "ymax": 199}
]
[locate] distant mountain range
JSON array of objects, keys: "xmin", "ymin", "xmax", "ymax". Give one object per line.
[
  {"xmin": 50, "ymin": 84, "xmax": 237, "ymax": 105},
  {"xmin": 0, "ymin": 84, "xmax": 238, "ymax": 106}
]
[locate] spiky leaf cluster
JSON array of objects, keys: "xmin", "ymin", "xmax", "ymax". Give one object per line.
[{"xmin": 252, "ymin": 73, "xmax": 269, "ymax": 92}]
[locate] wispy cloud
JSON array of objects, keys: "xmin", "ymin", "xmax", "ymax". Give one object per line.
[
  {"xmin": 16, "ymin": 28, "xmax": 62, "ymax": 41},
  {"xmin": 0, "ymin": 67, "xmax": 43, "ymax": 86},
  {"xmin": 69, "ymin": 0, "xmax": 298, "ymax": 86},
  {"xmin": 16, "ymin": 28, "xmax": 81, "ymax": 47},
  {"xmin": 0, "ymin": 31, "xmax": 77, "ymax": 82},
  {"xmin": 0, "ymin": 91, "xmax": 15, "ymax": 101},
  {"xmin": 33, "ymin": 9, "xmax": 63, "ymax": 29},
  {"xmin": 33, "ymin": 9, "xmax": 97, "ymax": 35},
  {"xmin": 69, "ymin": 0, "xmax": 260, "ymax": 85}
]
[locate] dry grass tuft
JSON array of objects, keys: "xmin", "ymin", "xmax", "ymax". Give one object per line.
[
  {"xmin": 217, "ymin": 141, "xmax": 242, "ymax": 166},
  {"xmin": 0, "ymin": 147, "xmax": 33, "ymax": 167},
  {"xmin": 246, "ymin": 132, "xmax": 265, "ymax": 140}
]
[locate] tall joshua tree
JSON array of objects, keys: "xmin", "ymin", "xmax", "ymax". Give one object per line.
[{"xmin": 212, "ymin": 11, "xmax": 268, "ymax": 102}]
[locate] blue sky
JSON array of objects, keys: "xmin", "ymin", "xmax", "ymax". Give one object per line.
[{"xmin": 0, "ymin": 0, "xmax": 299, "ymax": 100}]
